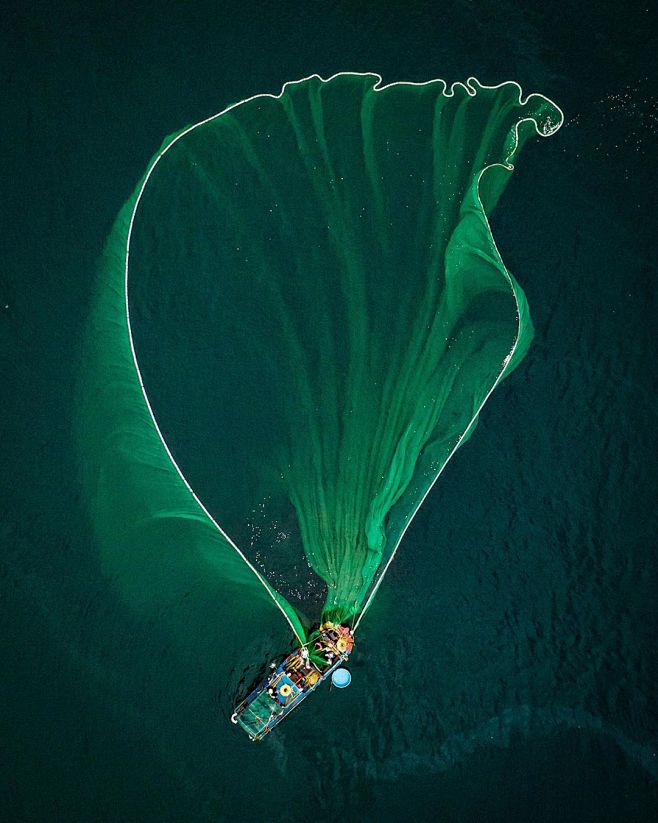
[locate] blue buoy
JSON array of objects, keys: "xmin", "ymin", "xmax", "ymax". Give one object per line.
[{"xmin": 331, "ymin": 668, "xmax": 351, "ymax": 688}]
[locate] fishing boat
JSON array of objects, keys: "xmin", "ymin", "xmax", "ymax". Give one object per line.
[{"xmin": 231, "ymin": 622, "xmax": 354, "ymax": 740}]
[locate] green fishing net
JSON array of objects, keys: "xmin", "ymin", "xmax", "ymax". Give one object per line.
[{"xmin": 81, "ymin": 74, "xmax": 562, "ymax": 643}]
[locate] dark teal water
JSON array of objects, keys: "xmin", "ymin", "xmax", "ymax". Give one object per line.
[{"xmin": 2, "ymin": 1, "xmax": 657, "ymax": 821}]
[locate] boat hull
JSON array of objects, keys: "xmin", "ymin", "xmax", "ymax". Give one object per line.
[{"xmin": 231, "ymin": 623, "xmax": 354, "ymax": 740}]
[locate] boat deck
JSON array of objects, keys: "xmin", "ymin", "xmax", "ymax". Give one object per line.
[{"xmin": 231, "ymin": 622, "xmax": 354, "ymax": 740}]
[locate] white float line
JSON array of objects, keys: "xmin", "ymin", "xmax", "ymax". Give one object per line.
[{"xmin": 124, "ymin": 72, "xmax": 564, "ymax": 641}]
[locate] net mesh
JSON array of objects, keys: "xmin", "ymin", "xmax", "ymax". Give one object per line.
[{"xmin": 83, "ymin": 74, "xmax": 562, "ymax": 639}]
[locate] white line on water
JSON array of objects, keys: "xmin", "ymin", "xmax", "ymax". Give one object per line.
[{"xmin": 123, "ymin": 72, "xmax": 564, "ymax": 641}]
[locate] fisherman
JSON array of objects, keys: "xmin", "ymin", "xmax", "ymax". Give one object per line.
[{"xmin": 300, "ymin": 646, "xmax": 311, "ymax": 669}]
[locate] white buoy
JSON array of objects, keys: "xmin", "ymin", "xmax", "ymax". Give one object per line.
[{"xmin": 331, "ymin": 668, "xmax": 351, "ymax": 688}]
